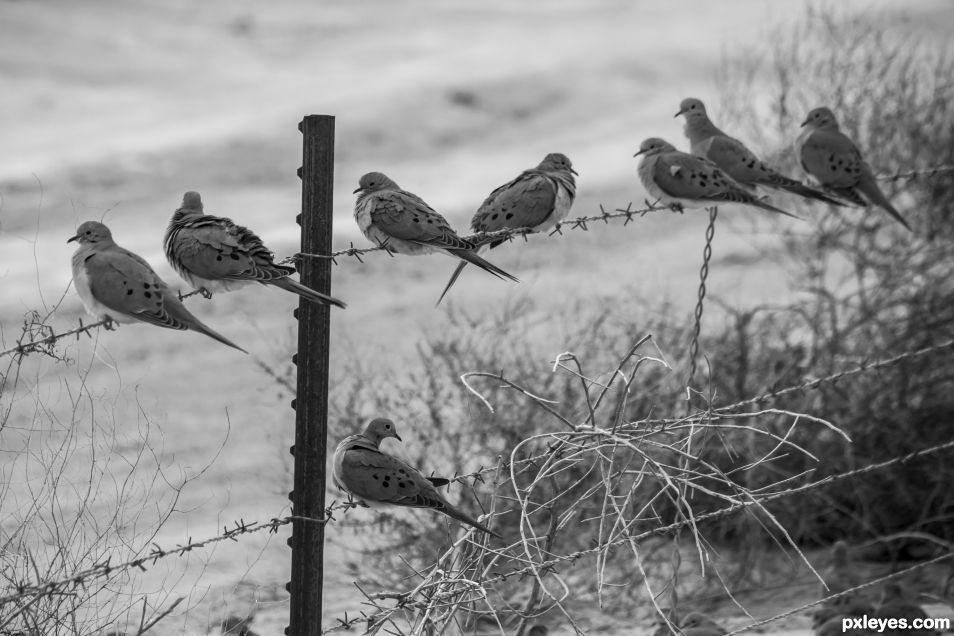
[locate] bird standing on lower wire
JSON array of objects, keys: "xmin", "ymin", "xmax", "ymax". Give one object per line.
[
  {"xmin": 163, "ymin": 191, "xmax": 346, "ymax": 308},
  {"xmin": 352, "ymin": 172, "xmax": 519, "ymax": 287},
  {"xmin": 675, "ymin": 97, "xmax": 844, "ymax": 206},
  {"xmin": 634, "ymin": 138, "xmax": 799, "ymax": 218},
  {"xmin": 437, "ymin": 152, "xmax": 577, "ymax": 304},
  {"xmin": 69, "ymin": 221, "xmax": 246, "ymax": 352},
  {"xmin": 796, "ymin": 107, "xmax": 912, "ymax": 231},
  {"xmin": 332, "ymin": 418, "xmax": 500, "ymax": 537}
]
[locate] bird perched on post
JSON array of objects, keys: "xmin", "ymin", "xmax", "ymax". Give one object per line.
[
  {"xmin": 634, "ymin": 138, "xmax": 799, "ymax": 218},
  {"xmin": 163, "ymin": 191, "xmax": 346, "ymax": 308},
  {"xmin": 333, "ymin": 418, "xmax": 499, "ymax": 537},
  {"xmin": 796, "ymin": 107, "xmax": 912, "ymax": 231},
  {"xmin": 352, "ymin": 172, "xmax": 519, "ymax": 287},
  {"xmin": 437, "ymin": 152, "xmax": 577, "ymax": 304},
  {"xmin": 69, "ymin": 221, "xmax": 246, "ymax": 352},
  {"xmin": 675, "ymin": 97, "xmax": 844, "ymax": 206}
]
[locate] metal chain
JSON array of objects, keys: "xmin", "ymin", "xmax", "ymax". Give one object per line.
[{"xmin": 686, "ymin": 207, "xmax": 719, "ymax": 403}]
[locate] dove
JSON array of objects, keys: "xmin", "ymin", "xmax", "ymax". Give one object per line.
[
  {"xmin": 352, "ymin": 172, "xmax": 519, "ymax": 287},
  {"xmin": 69, "ymin": 221, "xmax": 246, "ymax": 352},
  {"xmin": 874, "ymin": 583, "xmax": 932, "ymax": 635},
  {"xmin": 675, "ymin": 97, "xmax": 844, "ymax": 206},
  {"xmin": 332, "ymin": 418, "xmax": 500, "ymax": 537},
  {"xmin": 634, "ymin": 138, "xmax": 799, "ymax": 219},
  {"xmin": 818, "ymin": 540, "xmax": 863, "ymax": 595},
  {"xmin": 680, "ymin": 613, "xmax": 727, "ymax": 636},
  {"xmin": 436, "ymin": 152, "xmax": 577, "ymax": 304},
  {"xmin": 796, "ymin": 107, "xmax": 912, "ymax": 231},
  {"xmin": 163, "ymin": 191, "xmax": 346, "ymax": 308}
]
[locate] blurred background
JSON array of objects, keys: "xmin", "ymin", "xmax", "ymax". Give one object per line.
[{"xmin": 2, "ymin": 1, "xmax": 953, "ymax": 634}]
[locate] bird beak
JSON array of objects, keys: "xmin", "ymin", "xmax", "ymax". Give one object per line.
[
  {"xmin": 633, "ymin": 149, "xmax": 646, "ymax": 157},
  {"xmin": 674, "ymin": 109, "xmax": 686, "ymax": 118},
  {"xmin": 800, "ymin": 118, "xmax": 809, "ymax": 127},
  {"xmin": 67, "ymin": 235, "xmax": 79, "ymax": 243},
  {"xmin": 394, "ymin": 433, "xmax": 402, "ymax": 442},
  {"xmin": 570, "ymin": 167, "xmax": 579, "ymax": 176},
  {"xmin": 352, "ymin": 186, "xmax": 362, "ymax": 194}
]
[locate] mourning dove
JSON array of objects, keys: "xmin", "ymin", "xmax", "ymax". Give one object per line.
[
  {"xmin": 812, "ymin": 594, "xmax": 875, "ymax": 630},
  {"xmin": 332, "ymin": 418, "xmax": 500, "ymax": 537},
  {"xmin": 164, "ymin": 191, "xmax": 346, "ymax": 308},
  {"xmin": 352, "ymin": 172, "xmax": 519, "ymax": 286},
  {"xmin": 874, "ymin": 583, "xmax": 933, "ymax": 635},
  {"xmin": 796, "ymin": 107, "xmax": 912, "ymax": 231},
  {"xmin": 679, "ymin": 612, "xmax": 727, "ymax": 636},
  {"xmin": 675, "ymin": 97, "xmax": 844, "ymax": 206},
  {"xmin": 634, "ymin": 138, "xmax": 798, "ymax": 219},
  {"xmin": 437, "ymin": 153, "xmax": 577, "ymax": 304},
  {"xmin": 69, "ymin": 221, "xmax": 246, "ymax": 352},
  {"xmin": 818, "ymin": 540, "xmax": 862, "ymax": 595}
]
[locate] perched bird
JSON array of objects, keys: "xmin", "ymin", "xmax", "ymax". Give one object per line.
[
  {"xmin": 812, "ymin": 594, "xmax": 875, "ymax": 631},
  {"xmin": 352, "ymin": 172, "xmax": 519, "ymax": 286},
  {"xmin": 675, "ymin": 97, "xmax": 844, "ymax": 206},
  {"xmin": 527, "ymin": 625, "xmax": 549, "ymax": 636},
  {"xmin": 874, "ymin": 583, "xmax": 933, "ymax": 635},
  {"xmin": 332, "ymin": 418, "xmax": 500, "ymax": 537},
  {"xmin": 796, "ymin": 107, "xmax": 912, "ymax": 231},
  {"xmin": 818, "ymin": 540, "xmax": 862, "ymax": 595},
  {"xmin": 680, "ymin": 612, "xmax": 728, "ymax": 636},
  {"xmin": 437, "ymin": 153, "xmax": 577, "ymax": 304},
  {"xmin": 69, "ymin": 221, "xmax": 246, "ymax": 352},
  {"xmin": 634, "ymin": 138, "xmax": 798, "ymax": 218},
  {"xmin": 163, "ymin": 191, "xmax": 346, "ymax": 308}
]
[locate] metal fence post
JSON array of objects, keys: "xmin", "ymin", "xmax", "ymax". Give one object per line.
[{"xmin": 287, "ymin": 114, "xmax": 335, "ymax": 635}]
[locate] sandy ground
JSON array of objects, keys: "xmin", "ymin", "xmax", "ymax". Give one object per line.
[{"xmin": 1, "ymin": 0, "xmax": 952, "ymax": 633}]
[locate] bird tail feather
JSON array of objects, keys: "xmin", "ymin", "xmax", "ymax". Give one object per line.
[
  {"xmin": 269, "ymin": 277, "xmax": 347, "ymax": 308},
  {"xmin": 436, "ymin": 261, "xmax": 469, "ymax": 306}
]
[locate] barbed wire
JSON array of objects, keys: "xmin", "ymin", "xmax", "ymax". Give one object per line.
[
  {"xmin": 323, "ymin": 436, "xmax": 954, "ymax": 633},
  {"xmin": 0, "ymin": 289, "xmax": 206, "ymax": 360},
  {"xmin": 877, "ymin": 164, "xmax": 954, "ymax": 181},
  {"xmin": 288, "ymin": 202, "xmax": 671, "ymax": 265},
  {"xmin": 0, "ymin": 500, "xmax": 359, "ymax": 609},
  {"xmin": 724, "ymin": 551, "xmax": 954, "ymax": 636},
  {"xmin": 685, "ymin": 206, "xmax": 718, "ymax": 399}
]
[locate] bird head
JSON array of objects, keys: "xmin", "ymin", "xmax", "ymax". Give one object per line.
[
  {"xmin": 633, "ymin": 138, "xmax": 676, "ymax": 158},
  {"xmin": 179, "ymin": 191, "xmax": 204, "ymax": 214},
  {"xmin": 68, "ymin": 221, "xmax": 113, "ymax": 245},
  {"xmin": 675, "ymin": 97, "xmax": 707, "ymax": 120},
  {"xmin": 801, "ymin": 106, "xmax": 838, "ymax": 129},
  {"xmin": 362, "ymin": 417, "xmax": 402, "ymax": 444},
  {"xmin": 538, "ymin": 152, "xmax": 578, "ymax": 176},
  {"xmin": 354, "ymin": 172, "xmax": 397, "ymax": 195}
]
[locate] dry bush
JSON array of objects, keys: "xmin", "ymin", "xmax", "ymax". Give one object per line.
[
  {"xmin": 707, "ymin": 3, "xmax": 954, "ymax": 548},
  {"xmin": 0, "ymin": 313, "xmax": 207, "ymax": 635}
]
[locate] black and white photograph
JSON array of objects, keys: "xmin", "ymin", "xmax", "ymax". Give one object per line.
[{"xmin": 1, "ymin": 1, "xmax": 953, "ymax": 634}]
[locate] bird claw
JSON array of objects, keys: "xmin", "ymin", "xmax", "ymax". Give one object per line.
[
  {"xmin": 199, "ymin": 287, "xmax": 213, "ymax": 300},
  {"xmin": 669, "ymin": 203, "xmax": 685, "ymax": 214},
  {"xmin": 103, "ymin": 317, "xmax": 116, "ymax": 331}
]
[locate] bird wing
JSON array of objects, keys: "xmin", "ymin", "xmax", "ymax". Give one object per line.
[
  {"xmin": 799, "ymin": 129, "xmax": 864, "ymax": 189},
  {"xmin": 653, "ymin": 152, "xmax": 757, "ymax": 205},
  {"xmin": 471, "ymin": 170, "xmax": 557, "ymax": 233},
  {"xmin": 170, "ymin": 215, "xmax": 293, "ymax": 282},
  {"xmin": 337, "ymin": 446, "xmax": 449, "ymax": 510},
  {"xmin": 85, "ymin": 247, "xmax": 188, "ymax": 330},
  {"xmin": 370, "ymin": 191, "xmax": 473, "ymax": 250}
]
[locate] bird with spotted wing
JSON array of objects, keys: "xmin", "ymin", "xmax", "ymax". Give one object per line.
[
  {"xmin": 353, "ymin": 172, "xmax": 518, "ymax": 288},
  {"xmin": 69, "ymin": 221, "xmax": 246, "ymax": 352},
  {"xmin": 675, "ymin": 97, "xmax": 844, "ymax": 206},
  {"xmin": 634, "ymin": 138, "xmax": 799, "ymax": 218},
  {"xmin": 437, "ymin": 152, "xmax": 577, "ymax": 305},
  {"xmin": 164, "ymin": 191, "xmax": 346, "ymax": 308},
  {"xmin": 796, "ymin": 107, "xmax": 912, "ymax": 231},
  {"xmin": 332, "ymin": 418, "xmax": 500, "ymax": 537}
]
